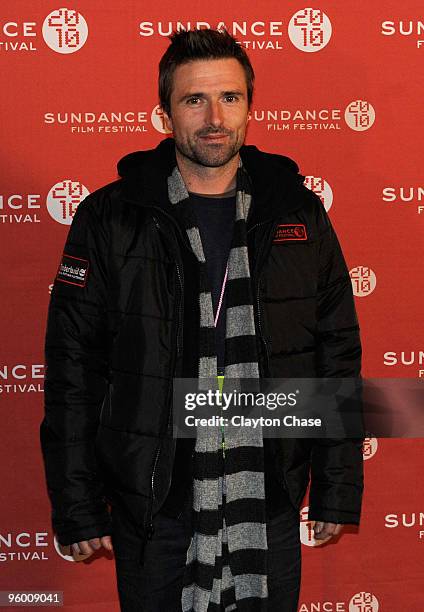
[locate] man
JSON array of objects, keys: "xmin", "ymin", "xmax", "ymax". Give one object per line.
[{"xmin": 40, "ymin": 29, "xmax": 364, "ymax": 612}]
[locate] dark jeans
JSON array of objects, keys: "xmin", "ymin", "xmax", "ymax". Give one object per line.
[{"xmin": 111, "ymin": 498, "xmax": 301, "ymax": 612}]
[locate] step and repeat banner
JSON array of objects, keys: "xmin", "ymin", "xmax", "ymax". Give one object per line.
[{"xmin": 1, "ymin": 1, "xmax": 423, "ymax": 610}]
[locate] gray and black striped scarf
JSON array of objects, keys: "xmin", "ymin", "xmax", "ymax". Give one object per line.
[{"xmin": 167, "ymin": 161, "xmax": 268, "ymax": 612}]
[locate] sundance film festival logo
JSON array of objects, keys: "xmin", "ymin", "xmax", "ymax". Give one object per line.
[
  {"xmin": 255, "ymin": 100, "xmax": 375, "ymax": 132},
  {"xmin": 382, "ymin": 185, "xmax": 424, "ymax": 215},
  {"xmin": 0, "ymin": 193, "xmax": 41, "ymax": 224},
  {"xmin": 0, "ymin": 21, "xmax": 37, "ymax": 52},
  {"xmin": 46, "ymin": 180, "xmax": 89, "ymax": 225},
  {"xmin": 383, "ymin": 350, "xmax": 424, "ymax": 377},
  {"xmin": 350, "ymin": 266, "xmax": 377, "ymax": 297},
  {"xmin": 0, "ymin": 8, "xmax": 87, "ymax": 53},
  {"xmin": 139, "ymin": 19, "xmax": 285, "ymax": 49},
  {"xmin": 385, "ymin": 511, "xmax": 424, "ymax": 540},
  {"xmin": 44, "ymin": 111, "xmax": 149, "ymax": 134},
  {"xmin": 382, "ymin": 20, "xmax": 424, "ymax": 49},
  {"xmin": 288, "ymin": 8, "xmax": 332, "ymax": 52},
  {"xmin": 0, "ymin": 531, "xmax": 49, "ymax": 562},
  {"xmin": 139, "ymin": 9, "xmax": 332, "ymax": 52},
  {"xmin": 42, "ymin": 8, "xmax": 88, "ymax": 53},
  {"xmin": 0, "ymin": 364, "xmax": 45, "ymax": 394},
  {"xmin": 304, "ymin": 176, "xmax": 333, "ymax": 211},
  {"xmin": 299, "ymin": 593, "xmax": 379, "ymax": 611}
]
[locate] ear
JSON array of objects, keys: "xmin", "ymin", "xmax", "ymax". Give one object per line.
[{"xmin": 161, "ymin": 108, "xmax": 173, "ymax": 133}]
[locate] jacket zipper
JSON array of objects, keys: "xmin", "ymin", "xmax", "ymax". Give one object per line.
[
  {"xmin": 145, "ymin": 216, "xmax": 184, "ymax": 541},
  {"xmin": 146, "ymin": 446, "xmax": 161, "ymax": 540},
  {"xmin": 256, "ymin": 270, "xmax": 270, "ymax": 376},
  {"xmin": 249, "ymin": 219, "xmax": 291, "ymax": 498},
  {"xmin": 152, "ymin": 215, "xmax": 184, "ymax": 358},
  {"xmin": 248, "ymin": 220, "xmax": 278, "ymax": 377},
  {"xmin": 174, "ymin": 261, "xmax": 183, "ymax": 357}
]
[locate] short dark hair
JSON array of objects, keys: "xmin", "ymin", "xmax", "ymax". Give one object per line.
[{"xmin": 158, "ymin": 29, "xmax": 255, "ymax": 116}]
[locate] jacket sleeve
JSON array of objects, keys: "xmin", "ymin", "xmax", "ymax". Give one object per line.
[
  {"xmin": 308, "ymin": 196, "xmax": 364, "ymax": 525},
  {"xmin": 40, "ymin": 193, "xmax": 112, "ymax": 546}
]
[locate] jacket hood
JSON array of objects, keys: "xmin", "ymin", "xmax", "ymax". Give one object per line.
[{"xmin": 116, "ymin": 137, "xmax": 311, "ymax": 226}]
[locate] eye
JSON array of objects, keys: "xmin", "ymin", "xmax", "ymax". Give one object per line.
[
  {"xmin": 224, "ymin": 95, "xmax": 238, "ymax": 103},
  {"xmin": 186, "ymin": 97, "xmax": 201, "ymax": 105}
]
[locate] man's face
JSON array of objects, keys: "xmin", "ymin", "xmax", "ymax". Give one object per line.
[{"xmin": 162, "ymin": 58, "xmax": 250, "ymax": 168}]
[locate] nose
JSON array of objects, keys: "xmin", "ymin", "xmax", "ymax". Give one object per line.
[{"xmin": 206, "ymin": 99, "xmax": 224, "ymax": 128}]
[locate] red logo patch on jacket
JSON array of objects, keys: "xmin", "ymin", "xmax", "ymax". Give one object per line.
[{"xmin": 273, "ymin": 224, "xmax": 307, "ymax": 243}]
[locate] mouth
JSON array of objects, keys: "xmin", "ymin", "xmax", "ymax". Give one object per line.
[{"xmin": 199, "ymin": 134, "xmax": 229, "ymax": 142}]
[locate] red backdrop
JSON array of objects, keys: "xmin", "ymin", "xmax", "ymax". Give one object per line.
[{"xmin": 1, "ymin": 1, "xmax": 423, "ymax": 610}]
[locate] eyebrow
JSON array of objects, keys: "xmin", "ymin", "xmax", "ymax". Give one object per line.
[{"xmin": 178, "ymin": 90, "xmax": 246, "ymax": 103}]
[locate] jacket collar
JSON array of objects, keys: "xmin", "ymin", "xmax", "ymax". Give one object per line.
[{"xmin": 117, "ymin": 137, "xmax": 310, "ymax": 228}]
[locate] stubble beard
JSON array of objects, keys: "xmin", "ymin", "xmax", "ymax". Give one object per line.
[{"xmin": 174, "ymin": 131, "xmax": 244, "ymax": 168}]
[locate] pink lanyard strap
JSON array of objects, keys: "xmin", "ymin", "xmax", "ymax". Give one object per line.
[{"xmin": 214, "ymin": 264, "xmax": 229, "ymax": 328}]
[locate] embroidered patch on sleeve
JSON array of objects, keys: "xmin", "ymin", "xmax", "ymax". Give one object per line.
[
  {"xmin": 56, "ymin": 253, "xmax": 89, "ymax": 287},
  {"xmin": 273, "ymin": 224, "xmax": 307, "ymax": 242}
]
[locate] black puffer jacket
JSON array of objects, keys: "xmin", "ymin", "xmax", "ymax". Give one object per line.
[{"xmin": 40, "ymin": 137, "xmax": 364, "ymax": 548}]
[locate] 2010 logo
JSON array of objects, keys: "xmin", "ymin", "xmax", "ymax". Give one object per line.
[
  {"xmin": 42, "ymin": 8, "xmax": 88, "ymax": 54},
  {"xmin": 348, "ymin": 592, "xmax": 379, "ymax": 611},
  {"xmin": 363, "ymin": 437, "xmax": 378, "ymax": 460},
  {"xmin": 288, "ymin": 8, "xmax": 332, "ymax": 52},
  {"xmin": 350, "ymin": 266, "xmax": 377, "ymax": 297},
  {"xmin": 151, "ymin": 105, "xmax": 172, "ymax": 134},
  {"xmin": 304, "ymin": 176, "xmax": 333, "ymax": 211},
  {"xmin": 300, "ymin": 505, "xmax": 325, "ymax": 547},
  {"xmin": 46, "ymin": 180, "xmax": 89, "ymax": 224},
  {"xmin": 53, "ymin": 534, "xmax": 90, "ymax": 562},
  {"xmin": 344, "ymin": 100, "xmax": 376, "ymax": 131}
]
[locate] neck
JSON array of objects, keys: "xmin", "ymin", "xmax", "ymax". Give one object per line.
[{"xmin": 175, "ymin": 149, "xmax": 239, "ymax": 195}]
